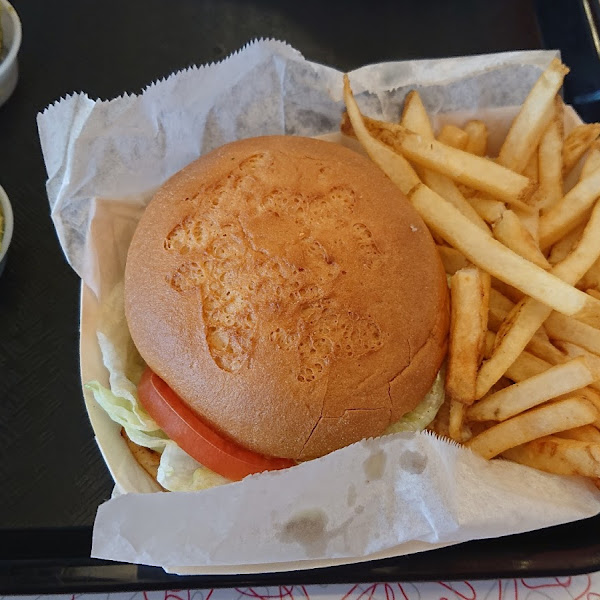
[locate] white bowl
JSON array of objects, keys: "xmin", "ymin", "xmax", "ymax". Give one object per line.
[
  {"xmin": 0, "ymin": 0, "xmax": 21, "ymax": 107},
  {"xmin": 0, "ymin": 184, "xmax": 14, "ymax": 276}
]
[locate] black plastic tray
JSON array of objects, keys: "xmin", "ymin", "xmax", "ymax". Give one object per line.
[
  {"xmin": 2, "ymin": 0, "xmax": 600, "ymax": 593},
  {"xmin": 1, "ymin": 516, "xmax": 600, "ymax": 594}
]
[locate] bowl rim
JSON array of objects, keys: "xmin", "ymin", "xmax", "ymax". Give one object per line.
[
  {"xmin": 0, "ymin": 0, "xmax": 22, "ymax": 80},
  {"xmin": 0, "ymin": 183, "xmax": 14, "ymax": 262}
]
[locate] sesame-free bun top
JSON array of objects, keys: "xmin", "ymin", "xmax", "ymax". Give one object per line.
[{"xmin": 125, "ymin": 136, "xmax": 449, "ymax": 460}]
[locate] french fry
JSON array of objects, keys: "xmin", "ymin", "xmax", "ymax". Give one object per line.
[
  {"xmin": 525, "ymin": 333, "xmax": 569, "ymax": 366},
  {"xmin": 536, "ymin": 103, "xmax": 564, "ymax": 212},
  {"xmin": 399, "ymin": 92, "xmax": 490, "ymax": 232},
  {"xmin": 552, "ymin": 203, "xmax": 600, "ymax": 284},
  {"xmin": 344, "ymin": 60, "xmax": 600, "ymax": 486},
  {"xmin": 484, "ymin": 330, "xmax": 496, "ymax": 358},
  {"xmin": 497, "ymin": 58, "xmax": 570, "ymax": 173},
  {"xmin": 559, "ymin": 152, "xmax": 600, "ymax": 254},
  {"xmin": 488, "ymin": 289, "xmax": 555, "ymax": 368},
  {"xmin": 488, "ymin": 309, "xmax": 569, "ymax": 366},
  {"xmin": 545, "ymin": 311, "xmax": 600, "ymax": 356},
  {"xmin": 489, "ymin": 376, "xmax": 514, "ymax": 394},
  {"xmin": 553, "ymin": 341, "xmax": 600, "ymax": 371},
  {"xmin": 446, "ymin": 267, "xmax": 489, "ymax": 405},
  {"xmin": 401, "ymin": 90, "xmax": 435, "ymax": 138},
  {"xmin": 457, "ymin": 184, "xmax": 479, "ymax": 198},
  {"xmin": 483, "ymin": 332, "xmax": 496, "ymax": 360},
  {"xmin": 468, "ymin": 357, "xmax": 600, "ymax": 422},
  {"xmin": 339, "ymin": 110, "xmax": 360, "ymax": 138},
  {"xmin": 492, "ymin": 209, "xmax": 549, "ymax": 269},
  {"xmin": 346, "ymin": 98, "xmax": 491, "ymax": 232},
  {"xmin": 538, "ymin": 167, "xmax": 600, "ymax": 250},
  {"xmin": 490, "ymin": 288, "xmax": 515, "ymax": 314},
  {"xmin": 344, "ymin": 78, "xmax": 535, "ymax": 206},
  {"xmin": 563, "ymin": 123, "xmax": 600, "ymax": 175},
  {"xmin": 580, "ymin": 258, "xmax": 600, "ymax": 290},
  {"xmin": 488, "ymin": 292, "xmax": 512, "ymax": 332},
  {"xmin": 479, "ymin": 273, "xmax": 492, "ymax": 332},
  {"xmin": 581, "ymin": 388, "xmax": 600, "ymax": 423},
  {"xmin": 503, "ymin": 436, "xmax": 600, "ymax": 478},
  {"xmin": 438, "ymin": 124, "xmax": 469, "ymax": 150},
  {"xmin": 489, "ymin": 292, "xmax": 576, "ymax": 370},
  {"xmin": 476, "ymin": 198, "xmax": 600, "ymax": 397},
  {"xmin": 581, "ymin": 261, "xmax": 600, "ymax": 291},
  {"xmin": 513, "ymin": 206, "xmax": 540, "ymax": 243},
  {"xmin": 464, "ymin": 120, "xmax": 488, "ymax": 157},
  {"xmin": 342, "ymin": 76, "xmax": 421, "ymax": 195},
  {"xmin": 393, "ymin": 91, "xmax": 491, "ymax": 234},
  {"xmin": 409, "ymin": 184, "xmax": 600, "ymax": 327},
  {"xmin": 340, "ymin": 111, "xmax": 357, "ymax": 138},
  {"xmin": 481, "ymin": 307, "xmax": 556, "ymax": 391},
  {"xmin": 340, "ymin": 110, "xmax": 405, "ymax": 148},
  {"xmin": 548, "ymin": 223, "xmax": 584, "ymax": 265},
  {"xmin": 555, "ymin": 425, "xmax": 600, "ymax": 443},
  {"xmin": 421, "ymin": 170, "xmax": 491, "ymax": 233},
  {"xmin": 437, "ymin": 245, "xmax": 470, "ymax": 275},
  {"xmin": 493, "ymin": 285, "xmax": 539, "ymax": 337},
  {"xmin": 491, "ymin": 278, "xmax": 523, "ymax": 303},
  {"xmin": 487, "ymin": 330, "xmax": 562, "ymax": 371},
  {"xmin": 449, "ymin": 400, "xmax": 471, "ymax": 442},
  {"xmin": 395, "ymin": 128, "xmax": 535, "ymax": 207},
  {"xmin": 466, "ymin": 396, "xmax": 597, "ymax": 459},
  {"xmin": 485, "ymin": 330, "xmax": 562, "ymax": 374},
  {"xmin": 341, "ymin": 92, "xmax": 491, "ymax": 235},
  {"xmin": 477, "ymin": 298, "xmax": 554, "ymax": 397},
  {"xmin": 580, "ymin": 143, "xmax": 600, "ymax": 180},
  {"xmin": 588, "ymin": 289, "xmax": 600, "ymax": 301},
  {"xmin": 523, "ymin": 151, "xmax": 539, "ymax": 183},
  {"xmin": 466, "ymin": 193, "xmax": 506, "ymax": 223},
  {"xmin": 546, "ymin": 342, "xmax": 600, "ymax": 397},
  {"xmin": 524, "ymin": 338, "xmax": 600, "ymax": 403},
  {"xmin": 504, "ymin": 349, "xmax": 552, "ymax": 382},
  {"xmin": 574, "ymin": 154, "xmax": 600, "ymax": 288}
]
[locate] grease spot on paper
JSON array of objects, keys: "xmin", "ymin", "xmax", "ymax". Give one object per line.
[
  {"xmin": 347, "ymin": 483, "xmax": 357, "ymax": 507},
  {"xmin": 280, "ymin": 509, "xmax": 329, "ymax": 556},
  {"xmin": 363, "ymin": 449, "xmax": 387, "ymax": 481},
  {"xmin": 400, "ymin": 450, "xmax": 428, "ymax": 474}
]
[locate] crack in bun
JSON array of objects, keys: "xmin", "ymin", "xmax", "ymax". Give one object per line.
[{"xmin": 125, "ymin": 136, "xmax": 449, "ymax": 460}]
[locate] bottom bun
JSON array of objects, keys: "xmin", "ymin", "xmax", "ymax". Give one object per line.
[{"xmin": 121, "ymin": 430, "xmax": 163, "ymax": 486}]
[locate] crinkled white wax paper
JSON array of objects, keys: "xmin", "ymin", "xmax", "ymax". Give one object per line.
[{"xmin": 37, "ymin": 39, "xmax": 600, "ymax": 574}]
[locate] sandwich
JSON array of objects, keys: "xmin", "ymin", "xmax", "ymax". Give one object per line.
[{"xmin": 90, "ymin": 134, "xmax": 449, "ymax": 489}]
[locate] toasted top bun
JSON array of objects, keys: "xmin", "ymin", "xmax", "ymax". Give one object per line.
[{"xmin": 125, "ymin": 136, "xmax": 449, "ymax": 460}]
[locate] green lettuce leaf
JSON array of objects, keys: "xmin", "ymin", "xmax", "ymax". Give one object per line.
[
  {"xmin": 384, "ymin": 366, "xmax": 446, "ymax": 434},
  {"xmin": 87, "ymin": 282, "xmax": 229, "ymax": 491},
  {"xmin": 157, "ymin": 442, "xmax": 230, "ymax": 491}
]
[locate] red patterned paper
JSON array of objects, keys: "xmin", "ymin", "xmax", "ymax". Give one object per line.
[{"xmin": 7, "ymin": 573, "xmax": 599, "ymax": 600}]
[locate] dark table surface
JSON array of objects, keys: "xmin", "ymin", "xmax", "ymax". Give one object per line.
[{"xmin": 1, "ymin": 0, "xmax": 600, "ymax": 593}]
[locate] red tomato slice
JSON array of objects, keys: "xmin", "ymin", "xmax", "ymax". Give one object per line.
[{"xmin": 137, "ymin": 367, "xmax": 296, "ymax": 481}]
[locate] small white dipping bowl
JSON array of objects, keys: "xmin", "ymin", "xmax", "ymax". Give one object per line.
[
  {"xmin": 0, "ymin": 0, "xmax": 22, "ymax": 107},
  {"xmin": 0, "ymin": 184, "xmax": 14, "ymax": 276}
]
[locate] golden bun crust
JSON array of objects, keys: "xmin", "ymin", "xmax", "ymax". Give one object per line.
[{"xmin": 125, "ymin": 136, "xmax": 448, "ymax": 460}]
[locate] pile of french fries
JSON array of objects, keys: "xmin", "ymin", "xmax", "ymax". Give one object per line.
[{"xmin": 342, "ymin": 58, "xmax": 600, "ymax": 483}]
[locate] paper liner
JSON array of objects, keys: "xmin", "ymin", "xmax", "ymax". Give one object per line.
[{"xmin": 38, "ymin": 39, "xmax": 600, "ymax": 573}]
